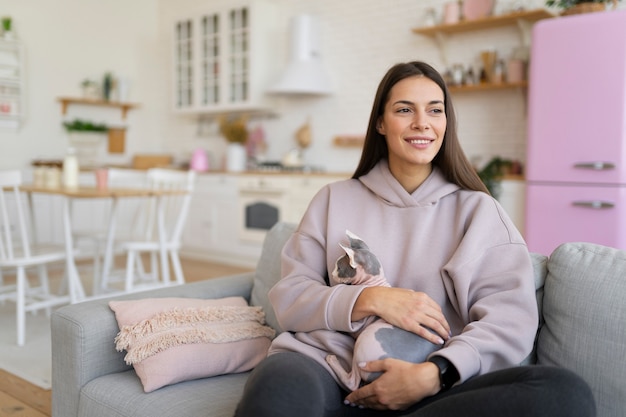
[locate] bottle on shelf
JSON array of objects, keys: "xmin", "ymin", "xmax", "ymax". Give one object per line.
[{"xmin": 62, "ymin": 147, "xmax": 79, "ymax": 188}]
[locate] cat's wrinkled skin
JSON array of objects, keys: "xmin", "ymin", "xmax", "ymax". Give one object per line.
[{"xmin": 326, "ymin": 230, "xmax": 442, "ymax": 391}]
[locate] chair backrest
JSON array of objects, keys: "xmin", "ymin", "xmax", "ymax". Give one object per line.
[
  {"xmin": 105, "ymin": 168, "xmax": 150, "ymax": 240},
  {"xmin": 144, "ymin": 168, "xmax": 196, "ymax": 244},
  {"xmin": 0, "ymin": 170, "xmax": 31, "ymax": 262}
]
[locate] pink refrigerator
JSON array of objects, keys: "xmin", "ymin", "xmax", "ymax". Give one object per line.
[{"xmin": 525, "ymin": 10, "xmax": 626, "ymax": 256}]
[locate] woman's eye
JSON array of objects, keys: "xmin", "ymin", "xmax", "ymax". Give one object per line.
[
  {"xmin": 396, "ymin": 107, "xmax": 411, "ymax": 113},
  {"xmin": 430, "ymin": 108, "xmax": 444, "ymax": 114}
]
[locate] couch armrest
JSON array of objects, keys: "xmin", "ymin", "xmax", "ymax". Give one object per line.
[{"xmin": 51, "ymin": 273, "xmax": 254, "ymax": 417}]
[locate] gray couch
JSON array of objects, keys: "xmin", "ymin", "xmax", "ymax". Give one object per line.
[{"xmin": 51, "ymin": 222, "xmax": 626, "ymax": 417}]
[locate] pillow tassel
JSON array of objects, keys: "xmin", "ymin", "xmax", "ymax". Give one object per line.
[{"xmin": 114, "ymin": 306, "xmax": 276, "ymax": 364}]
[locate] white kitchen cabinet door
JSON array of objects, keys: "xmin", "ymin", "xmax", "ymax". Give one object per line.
[
  {"xmin": 172, "ymin": 1, "xmax": 279, "ymax": 114},
  {"xmin": 182, "ymin": 175, "xmax": 242, "ymax": 257}
]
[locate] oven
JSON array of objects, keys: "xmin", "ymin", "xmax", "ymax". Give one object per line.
[{"xmin": 238, "ymin": 176, "xmax": 291, "ymax": 243}]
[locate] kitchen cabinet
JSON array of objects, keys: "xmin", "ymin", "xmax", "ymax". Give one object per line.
[
  {"xmin": 172, "ymin": 1, "xmax": 279, "ymax": 116},
  {"xmin": 412, "ymin": 8, "xmax": 554, "ymax": 92},
  {"xmin": 499, "ymin": 178, "xmax": 525, "ymax": 235},
  {"xmin": 182, "ymin": 174, "xmax": 255, "ymax": 265},
  {"xmin": 181, "ymin": 172, "xmax": 347, "ymax": 267},
  {"xmin": 0, "ymin": 39, "xmax": 24, "ymax": 129}
]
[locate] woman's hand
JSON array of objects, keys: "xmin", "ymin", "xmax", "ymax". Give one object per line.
[
  {"xmin": 344, "ymin": 359, "xmax": 440, "ymax": 410},
  {"xmin": 352, "ymin": 286, "xmax": 450, "ymax": 345}
]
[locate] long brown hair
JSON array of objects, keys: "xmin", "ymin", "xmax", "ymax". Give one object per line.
[{"xmin": 352, "ymin": 61, "xmax": 488, "ymax": 194}]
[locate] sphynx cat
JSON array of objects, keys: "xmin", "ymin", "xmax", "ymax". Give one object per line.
[{"xmin": 326, "ymin": 230, "xmax": 442, "ymax": 391}]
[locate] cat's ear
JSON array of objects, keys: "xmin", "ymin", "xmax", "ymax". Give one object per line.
[
  {"xmin": 345, "ymin": 230, "xmax": 361, "ymax": 241},
  {"xmin": 346, "ymin": 230, "xmax": 368, "ymax": 250},
  {"xmin": 340, "ymin": 243, "xmax": 357, "ymax": 268}
]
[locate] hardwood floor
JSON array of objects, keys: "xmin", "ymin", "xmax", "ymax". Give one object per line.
[{"xmin": 0, "ymin": 256, "xmax": 253, "ymax": 417}]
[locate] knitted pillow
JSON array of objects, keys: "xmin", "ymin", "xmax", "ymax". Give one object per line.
[{"xmin": 109, "ymin": 296, "xmax": 275, "ymax": 392}]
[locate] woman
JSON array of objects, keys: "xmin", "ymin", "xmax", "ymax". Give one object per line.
[{"xmin": 235, "ymin": 61, "xmax": 595, "ymax": 416}]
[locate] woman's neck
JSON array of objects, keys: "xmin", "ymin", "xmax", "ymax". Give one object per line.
[{"xmin": 389, "ymin": 162, "xmax": 433, "ymax": 193}]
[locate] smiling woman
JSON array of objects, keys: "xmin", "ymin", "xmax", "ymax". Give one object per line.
[{"xmin": 234, "ymin": 61, "xmax": 596, "ymax": 417}]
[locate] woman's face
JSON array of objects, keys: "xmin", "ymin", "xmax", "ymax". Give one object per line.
[{"xmin": 377, "ymin": 75, "xmax": 446, "ymax": 188}]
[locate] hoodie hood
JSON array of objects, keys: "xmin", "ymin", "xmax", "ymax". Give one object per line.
[{"xmin": 358, "ymin": 160, "xmax": 460, "ymax": 208}]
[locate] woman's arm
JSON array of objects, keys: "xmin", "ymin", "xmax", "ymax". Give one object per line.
[{"xmin": 353, "ymin": 286, "xmax": 450, "ymax": 345}]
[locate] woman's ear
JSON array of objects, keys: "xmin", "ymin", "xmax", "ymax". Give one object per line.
[{"xmin": 376, "ymin": 118, "xmax": 385, "ymax": 135}]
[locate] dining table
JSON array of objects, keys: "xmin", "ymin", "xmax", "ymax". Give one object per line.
[{"xmin": 19, "ymin": 184, "xmax": 185, "ymax": 302}]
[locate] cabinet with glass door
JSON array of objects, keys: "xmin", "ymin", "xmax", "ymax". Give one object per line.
[{"xmin": 173, "ymin": 1, "xmax": 278, "ymax": 115}]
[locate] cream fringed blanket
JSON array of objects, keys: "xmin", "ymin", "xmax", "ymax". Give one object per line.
[{"xmin": 115, "ymin": 305, "xmax": 276, "ymax": 364}]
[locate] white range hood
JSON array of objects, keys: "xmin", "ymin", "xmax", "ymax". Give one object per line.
[{"xmin": 267, "ymin": 14, "xmax": 333, "ymax": 96}]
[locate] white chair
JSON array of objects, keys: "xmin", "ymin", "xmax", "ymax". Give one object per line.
[
  {"xmin": 0, "ymin": 169, "xmax": 76, "ymax": 346},
  {"xmin": 72, "ymin": 168, "xmax": 148, "ymax": 293},
  {"xmin": 120, "ymin": 168, "xmax": 196, "ymax": 292}
]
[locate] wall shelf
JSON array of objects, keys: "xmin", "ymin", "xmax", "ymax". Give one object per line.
[
  {"xmin": 57, "ymin": 97, "xmax": 139, "ymax": 120},
  {"xmin": 412, "ymin": 9, "xmax": 554, "ymax": 37},
  {"xmin": 449, "ymin": 80, "xmax": 527, "ymax": 93},
  {"xmin": 412, "ymin": 9, "xmax": 555, "ymax": 66},
  {"xmin": 333, "ymin": 135, "xmax": 364, "ymax": 148},
  {"xmin": 0, "ymin": 39, "xmax": 24, "ymax": 129},
  {"xmin": 57, "ymin": 97, "xmax": 140, "ymax": 155}
]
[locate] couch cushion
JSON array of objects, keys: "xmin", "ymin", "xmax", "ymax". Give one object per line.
[
  {"xmin": 520, "ymin": 252, "xmax": 548, "ymax": 365},
  {"xmin": 250, "ymin": 222, "xmax": 297, "ymax": 333},
  {"xmin": 79, "ymin": 369, "xmax": 248, "ymax": 417},
  {"xmin": 109, "ymin": 296, "xmax": 274, "ymax": 392},
  {"xmin": 537, "ymin": 242, "xmax": 626, "ymax": 417}
]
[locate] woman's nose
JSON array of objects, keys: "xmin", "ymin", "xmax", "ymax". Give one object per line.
[{"xmin": 411, "ymin": 112, "xmax": 428, "ymax": 130}]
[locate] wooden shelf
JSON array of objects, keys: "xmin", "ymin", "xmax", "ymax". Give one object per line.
[
  {"xmin": 449, "ymin": 81, "xmax": 527, "ymax": 93},
  {"xmin": 333, "ymin": 135, "xmax": 365, "ymax": 148},
  {"xmin": 412, "ymin": 9, "xmax": 555, "ymax": 37},
  {"xmin": 57, "ymin": 97, "xmax": 139, "ymax": 120}
]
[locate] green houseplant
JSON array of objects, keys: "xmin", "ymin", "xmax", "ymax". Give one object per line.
[
  {"xmin": 63, "ymin": 119, "xmax": 108, "ymax": 133},
  {"xmin": 546, "ymin": 0, "xmax": 620, "ymax": 14}
]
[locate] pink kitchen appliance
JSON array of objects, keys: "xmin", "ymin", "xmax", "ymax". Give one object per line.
[{"xmin": 525, "ymin": 10, "xmax": 626, "ymax": 255}]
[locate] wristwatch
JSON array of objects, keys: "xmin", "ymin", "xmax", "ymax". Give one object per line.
[{"xmin": 428, "ymin": 356, "xmax": 460, "ymax": 391}]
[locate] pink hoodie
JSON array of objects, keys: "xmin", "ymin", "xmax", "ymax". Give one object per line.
[{"xmin": 268, "ymin": 160, "xmax": 538, "ymax": 386}]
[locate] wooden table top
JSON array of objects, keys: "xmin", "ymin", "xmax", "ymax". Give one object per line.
[{"xmin": 19, "ymin": 185, "xmax": 185, "ymax": 198}]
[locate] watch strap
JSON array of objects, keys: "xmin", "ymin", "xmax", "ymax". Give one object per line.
[{"xmin": 428, "ymin": 356, "xmax": 460, "ymax": 391}]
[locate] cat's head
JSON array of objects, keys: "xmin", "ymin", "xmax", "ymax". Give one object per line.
[{"xmin": 331, "ymin": 230, "xmax": 382, "ymax": 284}]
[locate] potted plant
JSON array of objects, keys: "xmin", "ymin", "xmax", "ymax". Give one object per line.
[
  {"xmin": 218, "ymin": 115, "xmax": 249, "ymax": 171},
  {"xmin": 80, "ymin": 79, "xmax": 100, "ymax": 99},
  {"xmin": 2, "ymin": 16, "xmax": 13, "ymax": 39},
  {"xmin": 546, "ymin": 0, "xmax": 621, "ymax": 15},
  {"xmin": 477, "ymin": 156, "xmax": 513, "ymax": 200},
  {"xmin": 63, "ymin": 119, "xmax": 109, "ymax": 166},
  {"xmin": 63, "ymin": 118, "xmax": 108, "ymax": 133}
]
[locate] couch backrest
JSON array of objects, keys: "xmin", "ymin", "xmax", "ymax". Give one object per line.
[
  {"xmin": 250, "ymin": 222, "xmax": 298, "ymax": 332},
  {"xmin": 523, "ymin": 252, "xmax": 548, "ymax": 365},
  {"xmin": 537, "ymin": 242, "xmax": 626, "ymax": 417}
]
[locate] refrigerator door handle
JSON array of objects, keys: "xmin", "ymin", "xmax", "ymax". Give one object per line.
[
  {"xmin": 573, "ymin": 162, "xmax": 616, "ymax": 170},
  {"xmin": 572, "ymin": 200, "xmax": 615, "ymax": 209}
]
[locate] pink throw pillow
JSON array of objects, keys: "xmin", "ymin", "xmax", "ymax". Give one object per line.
[{"xmin": 109, "ymin": 296, "xmax": 275, "ymax": 392}]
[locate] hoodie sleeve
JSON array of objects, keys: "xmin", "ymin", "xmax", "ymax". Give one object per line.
[
  {"xmin": 268, "ymin": 186, "xmax": 369, "ymax": 334},
  {"xmin": 432, "ymin": 204, "xmax": 539, "ymax": 383}
]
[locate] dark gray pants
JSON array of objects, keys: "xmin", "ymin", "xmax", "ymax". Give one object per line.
[{"xmin": 234, "ymin": 352, "xmax": 595, "ymax": 417}]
